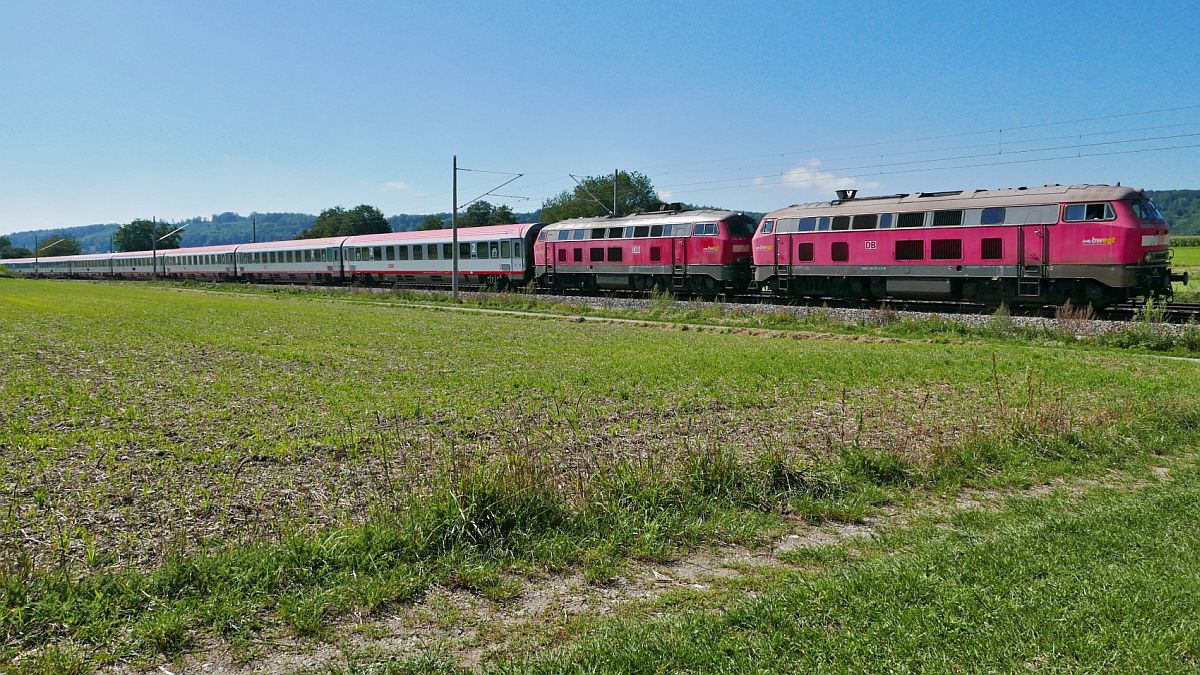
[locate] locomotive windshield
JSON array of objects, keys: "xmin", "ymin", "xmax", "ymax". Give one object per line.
[{"xmin": 1130, "ymin": 199, "xmax": 1165, "ymax": 222}]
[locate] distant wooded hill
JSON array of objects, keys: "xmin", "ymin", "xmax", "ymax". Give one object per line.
[
  {"xmin": 5, "ymin": 193, "xmax": 1198, "ymax": 253},
  {"xmin": 1147, "ymin": 190, "xmax": 1200, "ymax": 235}
]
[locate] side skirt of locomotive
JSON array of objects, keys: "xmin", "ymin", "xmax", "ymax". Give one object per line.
[{"xmin": 535, "ymin": 263, "xmax": 751, "ymax": 295}]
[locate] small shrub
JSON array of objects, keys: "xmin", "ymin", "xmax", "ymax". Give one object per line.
[
  {"xmin": 1054, "ymin": 300, "xmax": 1095, "ymax": 337},
  {"xmin": 985, "ymin": 303, "xmax": 1014, "ymax": 336}
]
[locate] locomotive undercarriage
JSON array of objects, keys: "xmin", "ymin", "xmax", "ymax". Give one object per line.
[{"xmin": 764, "ymin": 272, "xmax": 1163, "ymax": 309}]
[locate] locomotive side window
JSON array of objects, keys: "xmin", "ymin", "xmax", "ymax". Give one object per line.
[
  {"xmin": 624, "ymin": 227, "xmax": 636, "ymax": 238},
  {"xmin": 573, "ymin": 230, "xmax": 586, "ymax": 240},
  {"xmin": 851, "ymin": 214, "xmax": 877, "ymax": 230},
  {"xmin": 774, "ymin": 219, "xmax": 797, "ymax": 233},
  {"xmin": 608, "ymin": 228, "xmax": 624, "ymax": 238},
  {"xmin": 1063, "ymin": 203, "xmax": 1115, "ymax": 222},
  {"xmin": 675, "ymin": 224, "xmax": 693, "ymax": 237},
  {"xmin": 591, "ymin": 228, "xmax": 605, "ymax": 239},
  {"xmin": 897, "ymin": 212, "xmax": 926, "ymax": 228},
  {"xmin": 574, "ymin": 248, "xmax": 583, "ymax": 262},
  {"xmin": 932, "ymin": 210, "xmax": 963, "ymax": 227},
  {"xmin": 590, "ymin": 248, "xmax": 604, "ymax": 262},
  {"xmin": 633, "ymin": 226, "xmax": 649, "ymax": 237},
  {"xmin": 558, "ymin": 249, "xmax": 567, "ymax": 262},
  {"xmin": 650, "ymin": 225, "xmax": 664, "ymax": 237},
  {"xmin": 799, "ymin": 217, "xmax": 817, "ymax": 231},
  {"xmin": 831, "ymin": 216, "xmax": 851, "ymax": 231},
  {"xmin": 930, "ymin": 239, "xmax": 962, "ymax": 260},
  {"xmin": 980, "ymin": 207, "xmax": 1006, "ymax": 225},
  {"xmin": 817, "ymin": 217, "xmax": 831, "ymax": 231},
  {"xmin": 896, "ymin": 240, "xmax": 924, "ymax": 260},
  {"xmin": 981, "ymin": 238, "xmax": 1004, "ymax": 260},
  {"xmin": 608, "ymin": 247, "xmax": 623, "ymax": 262},
  {"xmin": 831, "ymin": 241, "xmax": 849, "ymax": 262},
  {"xmin": 797, "ymin": 242, "xmax": 815, "ymax": 262},
  {"xmin": 878, "ymin": 213, "xmax": 894, "ymax": 229}
]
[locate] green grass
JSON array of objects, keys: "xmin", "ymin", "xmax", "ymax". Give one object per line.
[
  {"xmin": 491, "ymin": 465, "xmax": 1200, "ymax": 673},
  {"xmin": 1171, "ymin": 246, "xmax": 1200, "ymax": 300},
  {"xmin": 2, "ymin": 279, "xmax": 1200, "ymax": 670}
]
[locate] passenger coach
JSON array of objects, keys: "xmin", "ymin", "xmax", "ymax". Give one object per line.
[
  {"xmin": 754, "ymin": 184, "xmax": 1181, "ymax": 307},
  {"xmin": 534, "ymin": 209, "xmax": 756, "ymax": 294}
]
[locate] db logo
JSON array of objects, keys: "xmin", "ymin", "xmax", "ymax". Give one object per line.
[{"xmin": 864, "ymin": 241, "xmax": 877, "ymax": 250}]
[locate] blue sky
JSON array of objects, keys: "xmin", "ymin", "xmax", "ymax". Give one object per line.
[{"xmin": 1, "ymin": 0, "xmax": 1198, "ymax": 233}]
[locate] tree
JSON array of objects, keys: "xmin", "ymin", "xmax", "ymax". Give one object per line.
[
  {"xmin": 0, "ymin": 236, "xmax": 33, "ymax": 259},
  {"xmin": 113, "ymin": 220, "xmax": 183, "ymax": 252},
  {"xmin": 37, "ymin": 236, "xmax": 82, "ymax": 257},
  {"xmin": 490, "ymin": 204, "xmax": 517, "ymax": 225},
  {"xmin": 540, "ymin": 171, "xmax": 661, "ymax": 224},
  {"xmin": 297, "ymin": 205, "xmax": 390, "ymax": 239},
  {"xmin": 418, "ymin": 214, "xmax": 445, "ymax": 231},
  {"xmin": 455, "ymin": 201, "xmax": 518, "ymax": 228}
]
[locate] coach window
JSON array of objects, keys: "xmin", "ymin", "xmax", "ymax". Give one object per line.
[
  {"xmin": 372, "ymin": 246, "xmax": 382, "ymax": 261},
  {"xmin": 608, "ymin": 227, "xmax": 624, "ymax": 238},
  {"xmin": 425, "ymin": 244, "xmax": 437, "ymax": 260},
  {"xmin": 385, "ymin": 246, "xmax": 395, "ymax": 261},
  {"xmin": 981, "ymin": 207, "xmax": 1006, "ymax": 225},
  {"xmin": 590, "ymin": 248, "xmax": 604, "ymax": 262},
  {"xmin": 284, "ymin": 251, "xmax": 292, "ymax": 263},
  {"xmin": 896, "ymin": 240, "xmax": 924, "ymax": 261},
  {"xmin": 490, "ymin": 242, "xmax": 500, "ymax": 258},
  {"xmin": 650, "ymin": 225, "xmax": 664, "ymax": 237},
  {"xmin": 634, "ymin": 226, "xmax": 650, "ymax": 237},
  {"xmin": 796, "ymin": 242, "xmax": 815, "ymax": 262},
  {"xmin": 443, "ymin": 243, "xmax": 453, "ymax": 259},
  {"xmin": 305, "ymin": 250, "xmax": 314, "ymax": 263},
  {"xmin": 513, "ymin": 241, "xmax": 522, "ymax": 258},
  {"xmin": 413, "ymin": 245, "xmax": 423, "ymax": 261},
  {"xmin": 397, "ymin": 245, "xmax": 409, "ymax": 260},
  {"xmin": 931, "ymin": 239, "xmax": 962, "ymax": 260},
  {"xmin": 851, "ymin": 214, "xmax": 877, "ymax": 230},
  {"xmin": 831, "ymin": 216, "xmax": 850, "ymax": 231},
  {"xmin": 501, "ymin": 241, "xmax": 511, "ymax": 258},
  {"xmin": 573, "ymin": 248, "xmax": 583, "ymax": 262},
  {"xmin": 897, "ymin": 212, "xmax": 926, "ymax": 228},
  {"xmin": 459, "ymin": 242, "xmax": 470, "ymax": 258},
  {"xmin": 831, "ymin": 241, "xmax": 849, "ymax": 262},
  {"xmin": 932, "ymin": 210, "xmax": 963, "ymax": 227},
  {"xmin": 878, "ymin": 214, "xmax": 894, "ymax": 229}
]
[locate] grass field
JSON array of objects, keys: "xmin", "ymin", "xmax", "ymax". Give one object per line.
[
  {"xmin": 2, "ymin": 279, "xmax": 1199, "ymax": 672},
  {"xmin": 1172, "ymin": 246, "xmax": 1200, "ymax": 300}
]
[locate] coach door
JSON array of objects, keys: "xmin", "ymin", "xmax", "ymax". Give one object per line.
[{"xmin": 1017, "ymin": 224, "xmax": 1048, "ymax": 297}]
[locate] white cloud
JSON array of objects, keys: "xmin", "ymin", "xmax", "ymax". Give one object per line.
[
  {"xmin": 657, "ymin": 190, "xmax": 674, "ymax": 200},
  {"xmin": 383, "ymin": 180, "xmax": 410, "ymax": 190},
  {"xmin": 755, "ymin": 160, "xmax": 880, "ymax": 195}
]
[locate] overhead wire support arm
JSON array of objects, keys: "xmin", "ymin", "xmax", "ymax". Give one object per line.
[{"xmin": 568, "ymin": 173, "xmax": 613, "ymax": 215}]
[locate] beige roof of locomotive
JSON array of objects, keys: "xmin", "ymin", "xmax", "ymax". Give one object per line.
[
  {"xmin": 545, "ymin": 209, "xmax": 739, "ymax": 231},
  {"xmin": 765, "ymin": 184, "xmax": 1144, "ymax": 219}
]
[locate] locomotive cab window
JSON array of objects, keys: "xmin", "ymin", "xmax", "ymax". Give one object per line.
[
  {"xmin": 1063, "ymin": 203, "xmax": 1115, "ymax": 222},
  {"xmin": 760, "ymin": 220, "xmax": 774, "ymax": 235},
  {"xmin": 573, "ymin": 229, "xmax": 586, "ymax": 240}
]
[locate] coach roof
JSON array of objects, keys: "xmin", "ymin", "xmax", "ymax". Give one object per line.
[{"xmin": 765, "ymin": 184, "xmax": 1144, "ymax": 219}]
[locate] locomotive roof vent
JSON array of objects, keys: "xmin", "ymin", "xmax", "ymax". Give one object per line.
[{"xmin": 835, "ymin": 189, "xmax": 858, "ymax": 201}]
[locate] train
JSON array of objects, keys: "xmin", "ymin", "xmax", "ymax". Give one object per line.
[{"xmin": 3, "ymin": 184, "xmax": 1187, "ymax": 308}]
